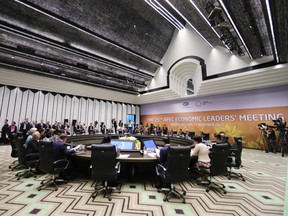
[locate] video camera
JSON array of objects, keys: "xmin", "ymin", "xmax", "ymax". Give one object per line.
[
  {"xmin": 273, "ymin": 119, "xmax": 286, "ymax": 131},
  {"xmin": 258, "ymin": 123, "xmax": 267, "ymax": 130}
]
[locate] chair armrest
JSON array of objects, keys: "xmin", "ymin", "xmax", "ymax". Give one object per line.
[
  {"xmin": 53, "ymin": 159, "xmax": 69, "ymax": 169},
  {"xmin": 155, "ymin": 163, "xmax": 166, "ymax": 175},
  {"xmin": 115, "ymin": 162, "xmax": 121, "ymax": 173},
  {"xmin": 26, "ymin": 153, "xmax": 40, "ymax": 161}
]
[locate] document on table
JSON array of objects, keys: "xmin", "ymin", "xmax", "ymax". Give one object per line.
[
  {"xmin": 147, "ymin": 152, "xmax": 157, "ymax": 158},
  {"xmin": 118, "ymin": 154, "xmax": 130, "ymax": 158}
]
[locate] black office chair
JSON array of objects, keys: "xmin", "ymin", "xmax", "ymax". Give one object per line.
[
  {"xmin": 37, "ymin": 141, "xmax": 69, "ymax": 191},
  {"xmin": 90, "ymin": 144, "xmax": 121, "ymax": 201},
  {"xmin": 9, "ymin": 135, "xmax": 23, "ymax": 170},
  {"xmin": 197, "ymin": 143, "xmax": 230, "ymax": 194},
  {"xmin": 227, "ymin": 137, "xmax": 245, "ymax": 181},
  {"xmin": 156, "ymin": 146, "xmax": 191, "ymax": 203},
  {"xmin": 14, "ymin": 137, "xmax": 39, "ymax": 180}
]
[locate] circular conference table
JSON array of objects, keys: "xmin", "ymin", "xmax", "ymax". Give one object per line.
[{"xmin": 67, "ymin": 134, "xmax": 194, "ymax": 180}]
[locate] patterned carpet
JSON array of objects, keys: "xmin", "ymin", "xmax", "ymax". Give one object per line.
[{"xmin": 0, "ymin": 145, "xmax": 287, "ymax": 216}]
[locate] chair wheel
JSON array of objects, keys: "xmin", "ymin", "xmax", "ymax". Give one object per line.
[
  {"xmin": 182, "ymin": 200, "xmax": 186, "ymax": 204},
  {"xmin": 163, "ymin": 198, "xmax": 167, "ymax": 202},
  {"xmin": 108, "ymin": 198, "xmax": 112, "ymax": 201},
  {"xmin": 54, "ymin": 188, "xmax": 58, "ymax": 191},
  {"xmin": 222, "ymin": 185, "xmax": 225, "ymax": 188},
  {"xmin": 228, "ymin": 177, "xmax": 231, "ymax": 180},
  {"xmin": 17, "ymin": 177, "xmax": 20, "ymax": 180},
  {"xmin": 223, "ymin": 191, "xmax": 227, "ymax": 194},
  {"xmin": 206, "ymin": 188, "xmax": 209, "ymax": 192},
  {"xmin": 183, "ymin": 191, "xmax": 186, "ymax": 195},
  {"xmin": 38, "ymin": 188, "xmax": 41, "ymax": 191}
]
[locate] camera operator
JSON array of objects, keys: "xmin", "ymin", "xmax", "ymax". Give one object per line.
[
  {"xmin": 274, "ymin": 117, "xmax": 287, "ymax": 146},
  {"xmin": 266, "ymin": 126, "xmax": 276, "ymax": 153}
]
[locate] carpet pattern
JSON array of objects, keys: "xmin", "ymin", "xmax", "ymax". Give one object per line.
[{"xmin": 0, "ymin": 145, "xmax": 287, "ymax": 216}]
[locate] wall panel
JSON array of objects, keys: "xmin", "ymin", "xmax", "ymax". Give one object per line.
[
  {"xmin": 1, "ymin": 86, "xmax": 10, "ymax": 123},
  {"xmin": 46, "ymin": 93, "xmax": 54, "ymax": 124},
  {"xmin": 31, "ymin": 91, "xmax": 40, "ymax": 122},
  {"xmin": 94, "ymin": 100, "xmax": 100, "ymax": 124},
  {"xmin": 117, "ymin": 103, "xmax": 122, "ymax": 124},
  {"xmin": 122, "ymin": 104, "xmax": 127, "ymax": 124},
  {"xmin": 36, "ymin": 91, "xmax": 44, "ymax": 121},
  {"xmin": 106, "ymin": 102, "xmax": 112, "ymax": 129},
  {"xmin": 0, "ymin": 85, "xmax": 140, "ymax": 129},
  {"xmin": 87, "ymin": 99, "xmax": 93, "ymax": 125},
  {"xmin": 80, "ymin": 97, "xmax": 87, "ymax": 124},
  {"xmin": 14, "ymin": 88, "xmax": 23, "ymax": 125},
  {"xmin": 7, "ymin": 88, "xmax": 17, "ymax": 123},
  {"xmin": 55, "ymin": 94, "xmax": 63, "ymax": 122},
  {"xmin": 136, "ymin": 106, "xmax": 140, "ymax": 124}
]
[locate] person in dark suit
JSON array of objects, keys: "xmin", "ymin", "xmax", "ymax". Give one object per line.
[
  {"xmin": 53, "ymin": 134, "xmax": 82, "ymax": 161},
  {"xmin": 162, "ymin": 124, "xmax": 168, "ymax": 135},
  {"xmin": 26, "ymin": 131, "xmax": 41, "ymax": 154},
  {"xmin": 8, "ymin": 121, "xmax": 17, "ymax": 150},
  {"xmin": 36, "ymin": 119, "xmax": 47, "ymax": 131},
  {"xmin": 111, "ymin": 118, "xmax": 117, "ymax": 133},
  {"xmin": 88, "ymin": 123, "xmax": 95, "ymax": 135},
  {"xmin": 0, "ymin": 119, "xmax": 9, "ymax": 144},
  {"xmin": 19, "ymin": 118, "xmax": 32, "ymax": 139},
  {"xmin": 156, "ymin": 137, "xmax": 171, "ymax": 167}
]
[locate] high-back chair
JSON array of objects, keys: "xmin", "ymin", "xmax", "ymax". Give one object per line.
[
  {"xmin": 37, "ymin": 141, "xmax": 69, "ymax": 191},
  {"xmin": 156, "ymin": 146, "xmax": 191, "ymax": 203},
  {"xmin": 227, "ymin": 137, "xmax": 245, "ymax": 181},
  {"xmin": 198, "ymin": 143, "xmax": 230, "ymax": 194},
  {"xmin": 14, "ymin": 137, "xmax": 39, "ymax": 180},
  {"xmin": 90, "ymin": 144, "xmax": 121, "ymax": 201}
]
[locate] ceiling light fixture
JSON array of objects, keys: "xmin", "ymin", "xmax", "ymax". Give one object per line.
[
  {"xmin": 218, "ymin": 0, "xmax": 252, "ymax": 59},
  {"xmin": 189, "ymin": 0, "xmax": 221, "ymax": 38},
  {"xmin": 264, "ymin": 0, "xmax": 279, "ymax": 63},
  {"xmin": 145, "ymin": 0, "xmax": 184, "ymax": 30},
  {"xmin": 165, "ymin": 0, "xmax": 213, "ymax": 48}
]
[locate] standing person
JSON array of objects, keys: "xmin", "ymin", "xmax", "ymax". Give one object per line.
[
  {"xmin": 19, "ymin": 118, "xmax": 31, "ymax": 140},
  {"xmin": 100, "ymin": 122, "xmax": 106, "ymax": 134},
  {"xmin": 0, "ymin": 119, "xmax": 9, "ymax": 144},
  {"xmin": 266, "ymin": 127, "xmax": 276, "ymax": 153},
  {"xmin": 88, "ymin": 123, "xmax": 95, "ymax": 134},
  {"xmin": 162, "ymin": 124, "xmax": 168, "ymax": 135},
  {"xmin": 112, "ymin": 118, "xmax": 117, "ymax": 134},
  {"xmin": 8, "ymin": 121, "xmax": 17, "ymax": 155}
]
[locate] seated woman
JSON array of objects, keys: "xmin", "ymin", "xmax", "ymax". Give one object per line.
[
  {"xmin": 190, "ymin": 135, "xmax": 211, "ymax": 182},
  {"xmin": 191, "ymin": 135, "xmax": 211, "ymax": 168}
]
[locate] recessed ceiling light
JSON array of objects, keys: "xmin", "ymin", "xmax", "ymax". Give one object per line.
[{"xmin": 133, "ymin": 25, "xmax": 136, "ymax": 28}]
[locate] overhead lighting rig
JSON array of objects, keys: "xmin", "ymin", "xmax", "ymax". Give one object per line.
[{"xmin": 204, "ymin": 1, "xmax": 246, "ymax": 57}]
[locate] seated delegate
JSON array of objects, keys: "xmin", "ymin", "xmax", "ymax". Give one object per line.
[{"xmin": 53, "ymin": 134, "xmax": 83, "ymax": 161}]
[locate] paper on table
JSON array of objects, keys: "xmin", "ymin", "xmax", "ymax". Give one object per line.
[
  {"xmin": 147, "ymin": 152, "xmax": 157, "ymax": 157},
  {"xmin": 118, "ymin": 154, "xmax": 130, "ymax": 158}
]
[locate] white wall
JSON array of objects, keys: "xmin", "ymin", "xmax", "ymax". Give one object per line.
[
  {"xmin": 146, "ymin": 24, "xmax": 273, "ymax": 90},
  {"xmin": 0, "ymin": 85, "xmax": 139, "ymax": 130},
  {"xmin": 0, "ymin": 68, "xmax": 138, "ymax": 104}
]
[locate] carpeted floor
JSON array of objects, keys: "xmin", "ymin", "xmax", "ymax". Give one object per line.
[{"xmin": 0, "ymin": 145, "xmax": 287, "ymax": 216}]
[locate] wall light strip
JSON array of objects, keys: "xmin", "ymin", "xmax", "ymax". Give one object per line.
[
  {"xmin": 165, "ymin": 0, "xmax": 213, "ymax": 48},
  {"xmin": 145, "ymin": 0, "xmax": 184, "ymax": 30},
  {"xmin": 218, "ymin": 0, "xmax": 253, "ymax": 59},
  {"xmin": 189, "ymin": 0, "xmax": 221, "ymax": 38},
  {"xmin": 265, "ymin": 0, "xmax": 279, "ymax": 63}
]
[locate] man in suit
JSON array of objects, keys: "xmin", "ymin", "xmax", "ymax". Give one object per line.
[
  {"xmin": 53, "ymin": 134, "xmax": 82, "ymax": 161},
  {"xmin": 0, "ymin": 119, "xmax": 9, "ymax": 144},
  {"xmin": 26, "ymin": 131, "xmax": 41, "ymax": 154},
  {"xmin": 156, "ymin": 137, "xmax": 171, "ymax": 167},
  {"xmin": 20, "ymin": 118, "xmax": 32, "ymax": 139},
  {"xmin": 37, "ymin": 119, "xmax": 47, "ymax": 131}
]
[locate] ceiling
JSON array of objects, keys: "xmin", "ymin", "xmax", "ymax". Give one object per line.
[{"xmin": 0, "ymin": 0, "xmax": 287, "ymax": 95}]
